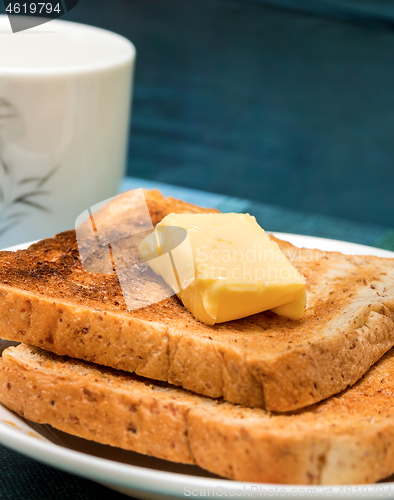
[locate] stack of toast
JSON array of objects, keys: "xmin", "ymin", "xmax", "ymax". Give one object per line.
[{"xmin": 0, "ymin": 189, "xmax": 394, "ymax": 485}]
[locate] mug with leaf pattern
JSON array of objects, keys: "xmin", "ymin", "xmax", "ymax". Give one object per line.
[{"xmin": 0, "ymin": 16, "xmax": 135, "ymax": 247}]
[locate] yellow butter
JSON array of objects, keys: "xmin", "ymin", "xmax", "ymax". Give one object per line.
[{"xmin": 138, "ymin": 213, "xmax": 306, "ymax": 325}]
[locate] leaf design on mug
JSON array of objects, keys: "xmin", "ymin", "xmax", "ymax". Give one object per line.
[
  {"xmin": 13, "ymin": 191, "xmax": 51, "ymax": 212},
  {"xmin": 0, "ymin": 221, "xmax": 20, "ymax": 237},
  {"xmin": 0, "ymin": 98, "xmax": 60, "ymax": 238},
  {"xmin": 0, "ymin": 99, "xmax": 17, "ymax": 121},
  {"xmin": 0, "ymin": 212, "xmax": 29, "ymax": 236},
  {"xmin": 3, "ymin": 212, "xmax": 28, "ymax": 221},
  {"xmin": 18, "ymin": 177, "xmax": 44, "ymax": 185},
  {"xmin": 36, "ymin": 164, "xmax": 59, "ymax": 188},
  {"xmin": 0, "ymin": 157, "xmax": 10, "ymax": 175}
]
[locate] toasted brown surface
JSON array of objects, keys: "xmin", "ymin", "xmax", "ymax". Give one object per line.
[
  {"xmin": 0, "ymin": 189, "xmax": 393, "ymax": 411},
  {"xmin": 2, "ymin": 343, "xmax": 394, "ymax": 485}
]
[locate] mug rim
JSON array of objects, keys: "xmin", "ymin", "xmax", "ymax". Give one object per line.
[{"xmin": 0, "ymin": 15, "xmax": 136, "ymax": 75}]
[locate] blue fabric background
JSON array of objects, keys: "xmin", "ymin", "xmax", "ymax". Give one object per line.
[
  {"xmin": 59, "ymin": 0, "xmax": 394, "ymax": 228},
  {"xmin": 2, "ymin": 0, "xmax": 394, "ymax": 228}
]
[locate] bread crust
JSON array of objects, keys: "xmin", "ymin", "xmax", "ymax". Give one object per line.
[
  {"xmin": 2, "ymin": 343, "xmax": 394, "ymax": 485},
  {"xmin": 0, "ymin": 189, "xmax": 393, "ymax": 411}
]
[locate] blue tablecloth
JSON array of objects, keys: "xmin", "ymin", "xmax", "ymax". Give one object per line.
[
  {"xmin": 121, "ymin": 177, "xmax": 394, "ymax": 251},
  {"xmin": 0, "ymin": 177, "xmax": 393, "ymax": 500}
]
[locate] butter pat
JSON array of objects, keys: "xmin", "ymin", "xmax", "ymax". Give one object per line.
[{"xmin": 138, "ymin": 213, "xmax": 306, "ymax": 325}]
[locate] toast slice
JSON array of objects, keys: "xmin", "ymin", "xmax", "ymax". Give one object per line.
[
  {"xmin": 2, "ymin": 343, "xmax": 394, "ymax": 485},
  {"xmin": 0, "ymin": 189, "xmax": 393, "ymax": 412}
]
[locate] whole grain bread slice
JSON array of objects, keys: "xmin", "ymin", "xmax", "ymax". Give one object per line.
[
  {"xmin": 2, "ymin": 343, "xmax": 394, "ymax": 485},
  {"xmin": 0, "ymin": 189, "xmax": 393, "ymax": 412}
]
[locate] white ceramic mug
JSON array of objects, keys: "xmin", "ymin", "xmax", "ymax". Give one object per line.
[{"xmin": 0, "ymin": 16, "xmax": 135, "ymax": 247}]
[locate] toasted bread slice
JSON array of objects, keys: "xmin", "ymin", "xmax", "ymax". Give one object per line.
[
  {"xmin": 0, "ymin": 190, "xmax": 393, "ymax": 412},
  {"xmin": 2, "ymin": 343, "xmax": 394, "ymax": 485}
]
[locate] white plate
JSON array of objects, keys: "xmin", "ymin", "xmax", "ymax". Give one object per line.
[{"xmin": 1, "ymin": 234, "xmax": 394, "ymax": 500}]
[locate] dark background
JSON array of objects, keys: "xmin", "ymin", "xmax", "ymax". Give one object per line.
[{"xmin": 2, "ymin": 0, "xmax": 394, "ymax": 227}]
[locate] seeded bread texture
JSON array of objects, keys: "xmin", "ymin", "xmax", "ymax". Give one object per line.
[
  {"xmin": 2, "ymin": 343, "xmax": 394, "ymax": 485},
  {"xmin": 0, "ymin": 189, "xmax": 393, "ymax": 411}
]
